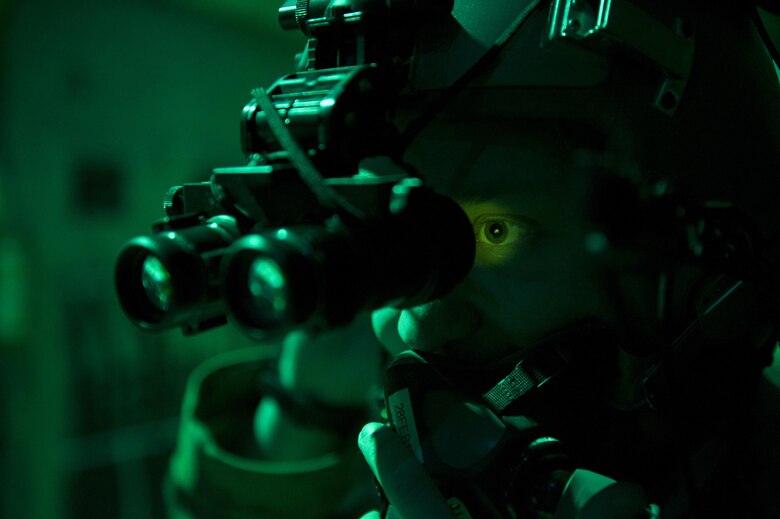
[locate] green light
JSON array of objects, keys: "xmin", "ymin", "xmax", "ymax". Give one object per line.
[
  {"xmin": 141, "ymin": 256, "xmax": 173, "ymax": 311},
  {"xmin": 584, "ymin": 231, "xmax": 609, "ymax": 254},
  {"xmin": 528, "ymin": 436, "xmax": 559, "ymax": 449},
  {"xmin": 248, "ymin": 257, "xmax": 287, "ymax": 322}
]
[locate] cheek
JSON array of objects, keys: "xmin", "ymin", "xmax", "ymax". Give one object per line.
[
  {"xmin": 371, "ymin": 307, "xmax": 406, "ymax": 356},
  {"xmin": 468, "ymin": 267, "xmax": 559, "ymax": 344},
  {"xmin": 468, "ymin": 238, "xmax": 606, "ymax": 342}
]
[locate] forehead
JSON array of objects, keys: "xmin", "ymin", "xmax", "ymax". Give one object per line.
[{"xmin": 406, "ymin": 119, "xmax": 572, "ymax": 200}]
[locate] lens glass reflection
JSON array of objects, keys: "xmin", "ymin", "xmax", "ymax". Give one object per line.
[
  {"xmin": 248, "ymin": 257, "xmax": 287, "ymax": 324},
  {"xmin": 142, "ymin": 255, "xmax": 173, "ymax": 312}
]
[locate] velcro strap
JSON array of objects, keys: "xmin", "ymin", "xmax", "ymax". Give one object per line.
[{"xmin": 482, "ymin": 344, "xmax": 571, "ymax": 414}]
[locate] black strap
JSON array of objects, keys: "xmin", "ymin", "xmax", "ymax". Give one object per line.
[{"xmin": 252, "ymin": 86, "xmax": 365, "ymax": 220}]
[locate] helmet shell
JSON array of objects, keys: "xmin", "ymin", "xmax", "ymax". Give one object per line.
[{"xmin": 400, "ymin": 1, "xmax": 780, "ymax": 240}]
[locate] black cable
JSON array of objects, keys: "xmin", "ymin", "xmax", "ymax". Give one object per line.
[
  {"xmin": 756, "ymin": 0, "xmax": 780, "ymax": 17},
  {"xmin": 252, "ymin": 87, "xmax": 366, "ymax": 221},
  {"xmin": 397, "ymin": 0, "xmax": 547, "ymax": 154},
  {"xmin": 752, "ymin": 4, "xmax": 780, "ymax": 67},
  {"xmin": 255, "ymin": 0, "xmax": 549, "ymax": 214}
]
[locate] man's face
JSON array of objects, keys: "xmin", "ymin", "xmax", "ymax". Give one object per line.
[{"xmin": 371, "ymin": 119, "xmax": 618, "ymax": 363}]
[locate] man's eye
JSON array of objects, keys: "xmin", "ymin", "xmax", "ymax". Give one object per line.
[{"xmin": 473, "ymin": 215, "xmax": 537, "ymax": 247}]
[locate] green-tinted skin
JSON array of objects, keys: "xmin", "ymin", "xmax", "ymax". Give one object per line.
[{"xmin": 372, "ymin": 119, "xmax": 623, "ymax": 364}]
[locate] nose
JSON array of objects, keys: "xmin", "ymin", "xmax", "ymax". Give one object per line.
[
  {"xmin": 372, "ymin": 280, "xmax": 483, "ymax": 357},
  {"xmin": 397, "ymin": 298, "xmax": 482, "ymax": 351}
]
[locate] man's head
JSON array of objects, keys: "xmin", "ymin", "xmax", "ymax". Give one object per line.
[
  {"xmin": 371, "ymin": 0, "xmax": 780, "ymax": 362},
  {"xmin": 372, "ymin": 118, "xmax": 620, "ymax": 362}
]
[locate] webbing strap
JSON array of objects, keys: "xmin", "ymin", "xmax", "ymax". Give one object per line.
[{"xmin": 482, "ymin": 344, "xmax": 570, "ymax": 414}]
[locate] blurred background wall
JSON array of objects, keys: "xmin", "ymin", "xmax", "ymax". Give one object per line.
[
  {"xmin": 0, "ymin": 0, "xmax": 301, "ymax": 517},
  {"xmin": 0, "ymin": 1, "xmax": 778, "ymax": 518}
]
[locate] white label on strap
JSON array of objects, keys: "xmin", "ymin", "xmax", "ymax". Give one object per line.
[{"xmin": 387, "ymin": 388, "xmax": 423, "ymax": 463}]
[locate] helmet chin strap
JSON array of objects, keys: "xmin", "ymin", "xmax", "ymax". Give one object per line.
[
  {"xmin": 479, "ymin": 326, "xmax": 587, "ymax": 415},
  {"xmin": 402, "ymin": 319, "xmax": 621, "ymax": 416}
]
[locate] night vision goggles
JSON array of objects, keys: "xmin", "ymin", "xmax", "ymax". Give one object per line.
[
  {"xmin": 115, "ymin": 0, "xmax": 477, "ymax": 339},
  {"xmin": 116, "ymin": 0, "xmax": 703, "ymax": 339}
]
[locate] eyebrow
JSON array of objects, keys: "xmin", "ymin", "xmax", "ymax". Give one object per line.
[{"xmin": 454, "ymin": 190, "xmax": 536, "ymax": 208}]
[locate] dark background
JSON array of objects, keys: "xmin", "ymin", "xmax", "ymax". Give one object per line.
[
  {"xmin": 0, "ymin": 1, "xmax": 778, "ymax": 518},
  {"xmin": 0, "ymin": 0, "xmax": 300, "ymax": 517}
]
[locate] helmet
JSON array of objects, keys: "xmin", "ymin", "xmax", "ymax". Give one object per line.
[
  {"xmin": 399, "ymin": 0, "xmax": 780, "ymax": 232},
  {"xmin": 369, "ymin": 0, "xmax": 780, "ymax": 357}
]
